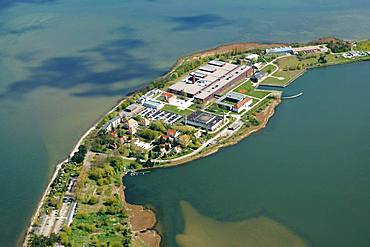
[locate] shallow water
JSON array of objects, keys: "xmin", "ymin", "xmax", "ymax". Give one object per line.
[
  {"xmin": 176, "ymin": 201, "xmax": 307, "ymax": 247},
  {"xmin": 1, "ymin": 0, "xmax": 370, "ymax": 245},
  {"xmin": 125, "ymin": 62, "xmax": 370, "ymax": 247}
]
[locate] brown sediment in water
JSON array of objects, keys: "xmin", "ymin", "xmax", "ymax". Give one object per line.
[
  {"xmin": 123, "ymin": 98, "xmax": 281, "ymax": 246},
  {"xmin": 176, "ymin": 201, "xmax": 307, "ymax": 247},
  {"xmin": 121, "ymin": 183, "xmax": 161, "ymax": 247},
  {"xmin": 24, "ymin": 41, "xmax": 283, "ymax": 247}
]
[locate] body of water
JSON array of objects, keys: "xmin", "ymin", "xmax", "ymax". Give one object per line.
[
  {"xmin": 125, "ymin": 62, "xmax": 370, "ymax": 247},
  {"xmin": 1, "ymin": 0, "xmax": 370, "ymax": 246}
]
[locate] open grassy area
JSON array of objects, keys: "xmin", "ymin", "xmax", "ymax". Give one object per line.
[
  {"xmin": 245, "ymin": 90, "xmax": 271, "ymax": 99},
  {"xmin": 162, "ymin": 104, "xmax": 193, "ymax": 116},
  {"xmin": 355, "ymin": 40, "xmax": 370, "ymax": 51},
  {"xmin": 206, "ymin": 103, "xmax": 229, "ymax": 115},
  {"xmin": 261, "ymin": 64, "xmax": 276, "ymax": 75},
  {"xmin": 258, "ymin": 56, "xmax": 305, "ymax": 86},
  {"xmin": 233, "ymin": 81, "xmax": 270, "ymax": 98},
  {"xmin": 234, "ymin": 80, "xmax": 254, "ymax": 93}
]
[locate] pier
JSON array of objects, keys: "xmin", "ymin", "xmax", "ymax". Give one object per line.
[{"xmin": 282, "ymin": 92, "xmax": 303, "ymax": 99}]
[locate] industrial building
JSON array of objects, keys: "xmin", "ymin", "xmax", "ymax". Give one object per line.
[
  {"xmin": 185, "ymin": 111, "xmax": 224, "ymax": 131},
  {"xmin": 168, "ymin": 60, "xmax": 253, "ymax": 102}
]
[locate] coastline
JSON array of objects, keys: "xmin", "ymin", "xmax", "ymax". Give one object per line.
[
  {"xmin": 21, "ymin": 101, "xmax": 121, "ymax": 246},
  {"xmin": 123, "ymin": 97, "xmax": 281, "ymax": 246},
  {"xmin": 121, "ymin": 182, "xmax": 161, "ymax": 247},
  {"xmin": 23, "ymin": 38, "xmax": 370, "ymax": 246},
  {"xmin": 22, "ymin": 41, "xmax": 282, "ymax": 246}
]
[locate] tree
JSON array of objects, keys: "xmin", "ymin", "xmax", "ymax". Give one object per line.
[
  {"xmin": 149, "ymin": 121, "xmax": 166, "ymax": 132},
  {"xmin": 177, "ymin": 134, "xmax": 191, "ymax": 148},
  {"xmin": 318, "ymin": 54, "xmax": 327, "ymax": 64},
  {"xmin": 70, "ymin": 145, "xmax": 87, "ymax": 163},
  {"xmin": 109, "ymin": 157, "xmax": 125, "ymax": 172},
  {"xmin": 137, "ymin": 129, "xmax": 160, "ymax": 140},
  {"xmin": 29, "ymin": 234, "xmax": 59, "ymax": 247},
  {"xmin": 88, "ymin": 195, "xmax": 99, "ymax": 205}
]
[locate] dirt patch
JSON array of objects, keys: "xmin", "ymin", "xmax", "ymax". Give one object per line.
[{"xmin": 189, "ymin": 42, "xmax": 286, "ymax": 59}]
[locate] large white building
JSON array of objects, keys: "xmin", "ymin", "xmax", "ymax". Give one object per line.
[{"xmin": 168, "ymin": 60, "xmax": 253, "ymax": 102}]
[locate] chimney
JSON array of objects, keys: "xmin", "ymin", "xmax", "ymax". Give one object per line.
[{"xmin": 192, "ymin": 74, "xmax": 196, "ymax": 84}]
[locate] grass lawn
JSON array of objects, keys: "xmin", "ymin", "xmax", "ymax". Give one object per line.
[
  {"xmin": 261, "ymin": 64, "xmax": 276, "ymax": 75},
  {"xmin": 355, "ymin": 40, "xmax": 370, "ymax": 51},
  {"xmin": 206, "ymin": 103, "xmax": 229, "ymax": 115},
  {"xmin": 162, "ymin": 104, "xmax": 193, "ymax": 116},
  {"xmin": 260, "ymin": 56, "xmax": 305, "ymax": 86},
  {"xmin": 234, "ymin": 81, "xmax": 254, "ymax": 94},
  {"xmin": 233, "ymin": 81, "xmax": 270, "ymax": 98},
  {"xmin": 245, "ymin": 90, "xmax": 270, "ymax": 99},
  {"xmin": 251, "ymin": 98, "xmax": 260, "ymax": 106}
]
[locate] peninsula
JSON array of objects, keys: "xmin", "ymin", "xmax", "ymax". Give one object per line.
[{"xmin": 24, "ymin": 38, "xmax": 370, "ymax": 247}]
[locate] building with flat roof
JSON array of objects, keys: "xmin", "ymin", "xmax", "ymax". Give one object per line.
[
  {"xmin": 245, "ymin": 54, "xmax": 259, "ymax": 61},
  {"xmin": 194, "ymin": 65, "xmax": 253, "ymax": 102},
  {"xmin": 217, "ymin": 92, "xmax": 253, "ymax": 113},
  {"xmin": 120, "ymin": 103, "xmax": 144, "ymax": 118},
  {"xmin": 266, "ymin": 46, "xmax": 293, "ymax": 54},
  {"xmin": 143, "ymin": 99, "xmax": 165, "ymax": 109},
  {"xmin": 168, "ymin": 60, "xmax": 253, "ymax": 102},
  {"xmin": 185, "ymin": 111, "xmax": 224, "ymax": 131},
  {"xmin": 292, "ymin": 45, "xmax": 326, "ymax": 54},
  {"xmin": 102, "ymin": 116, "xmax": 121, "ymax": 132}
]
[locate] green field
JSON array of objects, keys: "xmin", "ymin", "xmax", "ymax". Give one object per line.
[
  {"xmin": 206, "ymin": 103, "xmax": 229, "ymax": 115},
  {"xmin": 245, "ymin": 90, "xmax": 270, "ymax": 99},
  {"xmin": 261, "ymin": 64, "xmax": 276, "ymax": 75},
  {"xmin": 233, "ymin": 81, "xmax": 270, "ymax": 98},
  {"xmin": 234, "ymin": 81, "xmax": 254, "ymax": 93},
  {"xmin": 162, "ymin": 104, "xmax": 193, "ymax": 116},
  {"xmin": 355, "ymin": 40, "xmax": 370, "ymax": 51}
]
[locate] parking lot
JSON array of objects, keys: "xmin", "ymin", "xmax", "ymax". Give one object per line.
[{"xmin": 139, "ymin": 107, "xmax": 182, "ymax": 124}]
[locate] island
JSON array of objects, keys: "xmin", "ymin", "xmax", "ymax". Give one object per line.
[{"xmin": 23, "ymin": 38, "xmax": 370, "ymax": 247}]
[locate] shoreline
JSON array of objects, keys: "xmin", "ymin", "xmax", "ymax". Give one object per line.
[
  {"xmin": 123, "ymin": 97, "xmax": 281, "ymax": 246},
  {"xmin": 21, "ymin": 101, "xmax": 122, "ymax": 246},
  {"xmin": 121, "ymin": 182, "xmax": 161, "ymax": 247},
  {"xmin": 22, "ymin": 40, "xmax": 283, "ymax": 246},
  {"xmin": 23, "ymin": 38, "xmax": 370, "ymax": 246}
]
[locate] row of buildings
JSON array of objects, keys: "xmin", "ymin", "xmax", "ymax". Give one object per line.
[{"xmin": 266, "ymin": 45, "xmax": 327, "ymax": 55}]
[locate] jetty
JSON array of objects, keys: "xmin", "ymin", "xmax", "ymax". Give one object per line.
[{"xmin": 282, "ymin": 92, "xmax": 303, "ymax": 99}]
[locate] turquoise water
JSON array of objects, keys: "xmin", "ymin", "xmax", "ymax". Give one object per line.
[
  {"xmin": 125, "ymin": 62, "xmax": 370, "ymax": 247},
  {"xmin": 1, "ymin": 0, "xmax": 370, "ymax": 246}
]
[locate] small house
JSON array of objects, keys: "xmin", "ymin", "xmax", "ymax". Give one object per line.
[
  {"xmin": 125, "ymin": 119, "xmax": 138, "ymax": 129},
  {"xmin": 128, "ymin": 126, "xmax": 137, "ymax": 135},
  {"xmin": 140, "ymin": 118, "xmax": 150, "ymax": 127},
  {"xmin": 162, "ymin": 92, "xmax": 177, "ymax": 103},
  {"xmin": 194, "ymin": 130, "xmax": 202, "ymax": 139},
  {"xmin": 167, "ymin": 129, "xmax": 178, "ymax": 138},
  {"xmin": 173, "ymin": 146, "xmax": 182, "ymax": 154}
]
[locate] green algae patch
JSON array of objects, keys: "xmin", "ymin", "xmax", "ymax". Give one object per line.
[{"xmin": 176, "ymin": 201, "xmax": 307, "ymax": 247}]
